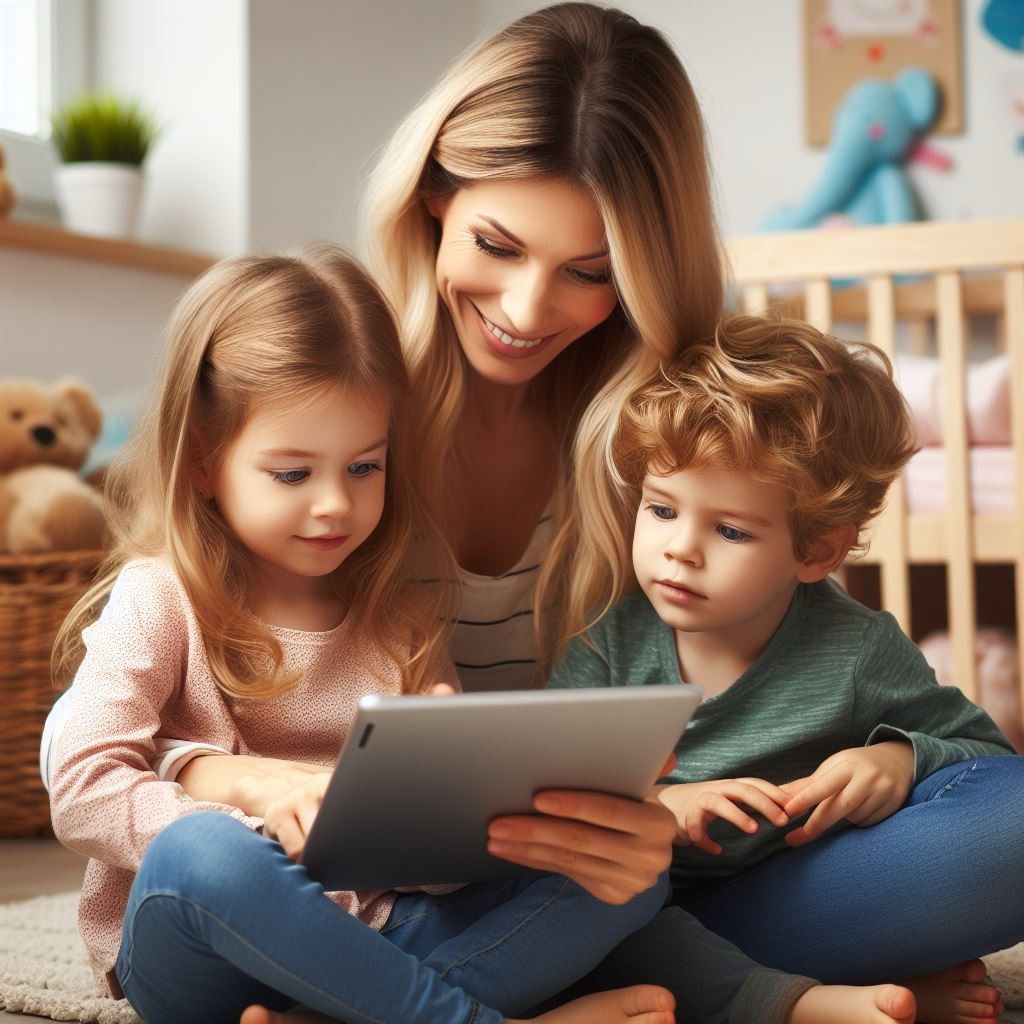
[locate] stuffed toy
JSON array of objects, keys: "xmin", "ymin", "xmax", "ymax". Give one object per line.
[
  {"xmin": 760, "ymin": 67, "xmax": 949, "ymax": 232},
  {"xmin": 0, "ymin": 378, "xmax": 106, "ymax": 554}
]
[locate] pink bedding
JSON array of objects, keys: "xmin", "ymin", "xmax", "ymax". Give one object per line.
[{"xmin": 904, "ymin": 446, "xmax": 1015, "ymax": 516}]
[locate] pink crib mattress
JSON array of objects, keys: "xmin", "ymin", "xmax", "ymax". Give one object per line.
[{"xmin": 904, "ymin": 446, "xmax": 1016, "ymax": 517}]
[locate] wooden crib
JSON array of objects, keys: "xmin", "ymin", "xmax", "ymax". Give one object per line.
[{"xmin": 725, "ymin": 218, "xmax": 1024, "ymax": 710}]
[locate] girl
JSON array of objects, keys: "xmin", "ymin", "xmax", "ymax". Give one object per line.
[{"xmin": 48, "ymin": 244, "xmax": 676, "ymax": 1024}]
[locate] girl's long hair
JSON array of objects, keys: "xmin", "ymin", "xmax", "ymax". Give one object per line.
[
  {"xmin": 54, "ymin": 244, "xmax": 457, "ymax": 698},
  {"xmin": 363, "ymin": 2, "xmax": 723, "ymax": 670}
]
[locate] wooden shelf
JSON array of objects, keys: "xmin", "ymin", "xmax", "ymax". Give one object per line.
[{"xmin": 0, "ymin": 217, "xmax": 215, "ymax": 277}]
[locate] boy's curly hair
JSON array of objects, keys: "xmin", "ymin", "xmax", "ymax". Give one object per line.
[{"xmin": 614, "ymin": 314, "xmax": 918, "ymax": 559}]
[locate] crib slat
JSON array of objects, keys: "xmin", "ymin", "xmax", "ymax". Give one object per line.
[
  {"xmin": 743, "ymin": 284, "xmax": 769, "ymax": 316},
  {"xmin": 865, "ymin": 276, "xmax": 910, "ymax": 632},
  {"xmin": 804, "ymin": 281, "xmax": 832, "ymax": 333},
  {"xmin": 936, "ymin": 272, "xmax": 978, "ymax": 702},
  {"xmin": 1004, "ymin": 267, "xmax": 1024, "ymax": 719}
]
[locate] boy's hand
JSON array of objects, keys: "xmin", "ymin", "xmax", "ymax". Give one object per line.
[
  {"xmin": 780, "ymin": 740, "xmax": 915, "ymax": 847},
  {"xmin": 655, "ymin": 778, "xmax": 790, "ymax": 855},
  {"xmin": 261, "ymin": 772, "xmax": 332, "ymax": 861}
]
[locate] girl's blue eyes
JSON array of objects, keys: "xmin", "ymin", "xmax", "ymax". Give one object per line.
[
  {"xmin": 471, "ymin": 232, "xmax": 612, "ymax": 287},
  {"xmin": 649, "ymin": 504, "xmax": 676, "ymax": 521},
  {"xmin": 269, "ymin": 463, "xmax": 380, "ymax": 486},
  {"xmin": 270, "ymin": 469, "xmax": 309, "ymax": 485}
]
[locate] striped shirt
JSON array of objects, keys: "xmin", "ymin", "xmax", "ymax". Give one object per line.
[{"xmin": 450, "ymin": 512, "xmax": 553, "ymax": 692}]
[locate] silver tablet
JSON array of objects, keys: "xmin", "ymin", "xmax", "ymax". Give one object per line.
[{"xmin": 301, "ymin": 684, "xmax": 701, "ymax": 891}]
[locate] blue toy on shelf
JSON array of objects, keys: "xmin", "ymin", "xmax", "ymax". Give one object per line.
[{"xmin": 761, "ymin": 67, "xmax": 948, "ymax": 233}]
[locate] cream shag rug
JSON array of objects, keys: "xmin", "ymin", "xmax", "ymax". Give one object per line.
[{"xmin": 0, "ymin": 890, "xmax": 1022, "ymax": 1023}]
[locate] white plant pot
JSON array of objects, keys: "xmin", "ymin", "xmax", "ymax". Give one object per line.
[{"xmin": 54, "ymin": 162, "xmax": 143, "ymax": 239}]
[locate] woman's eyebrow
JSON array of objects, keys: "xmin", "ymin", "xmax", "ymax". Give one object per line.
[{"xmin": 477, "ymin": 215, "xmax": 607, "ymax": 261}]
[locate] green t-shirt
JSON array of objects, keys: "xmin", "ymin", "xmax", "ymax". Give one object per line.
[{"xmin": 546, "ymin": 578, "xmax": 1012, "ymax": 884}]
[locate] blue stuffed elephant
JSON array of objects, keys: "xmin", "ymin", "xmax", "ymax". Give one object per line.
[{"xmin": 761, "ymin": 67, "xmax": 941, "ymax": 231}]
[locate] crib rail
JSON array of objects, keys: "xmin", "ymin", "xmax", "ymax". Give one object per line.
[{"xmin": 726, "ymin": 219, "xmax": 1024, "ymax": 707}]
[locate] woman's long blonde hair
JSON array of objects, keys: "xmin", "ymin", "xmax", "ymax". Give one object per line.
[
  {"xmin": 54, "ymin": 244, "xmax": 457, "ymax": 699},
  {"xmin": 363, "ymin": 2, "xmax": 723, "ymax": 668}
]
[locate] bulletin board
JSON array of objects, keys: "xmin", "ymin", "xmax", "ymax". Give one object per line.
[{"xmin": 804, "ymin": 0, "xmax": 963, "ymax": 144}]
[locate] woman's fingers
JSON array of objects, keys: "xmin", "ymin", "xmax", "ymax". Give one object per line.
[
  {"xmin": 527, "ymin": 789, "xmax": 679, "ymax": 843},
  {"xmin": 486, "ymin": 836, "xmax": 658, "ymax": 904}
]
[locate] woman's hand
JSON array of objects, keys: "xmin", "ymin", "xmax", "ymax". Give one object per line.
[
  {"xmin": 261, "ymin": 772, "xmax": 332, "ymax": 861},
  {"xmin": 177, "ymin": 755, "xmax": 324, "ymax": 818},
  {"xmin": 655, "ymin": 778, "xmax": 791, "ymax": 855},
  {"xmin": 485, "ymin": 754, "xmax": 678, "ymax": 905},
  {"xmin": 780, "ymin": 740, "xmax": 915, "ymax": 847}
]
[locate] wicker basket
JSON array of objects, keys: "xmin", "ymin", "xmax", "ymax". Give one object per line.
[{"xmin": 0, "ymin": 550, "xmax": 104, "ymax": 838}]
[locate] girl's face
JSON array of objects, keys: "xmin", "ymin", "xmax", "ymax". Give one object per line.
[
  {"xmin": 210, "ymin": 385, "xmax": 390, "ymax": 600},
  {"xmin": 429, "ymin": 177, "xmax": 619, "ymax": 388}
]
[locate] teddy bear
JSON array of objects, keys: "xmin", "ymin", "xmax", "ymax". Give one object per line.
[{"xmin": 0, "ymin": 378, "xmax": 107, "ymax": 554}]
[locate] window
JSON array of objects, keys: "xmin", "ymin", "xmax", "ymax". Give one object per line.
[
  {"xmin": 0, "ymin": 0, "xmax": 88, "ymax": 209},
  {"xmin": 0, "ymin": 0, "xmax": 51, "ymax": 139}
]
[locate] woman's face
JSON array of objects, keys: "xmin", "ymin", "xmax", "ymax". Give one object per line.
[{"xmin": 429, "ymin": 177, "xmax": 619, "ymax": 388}]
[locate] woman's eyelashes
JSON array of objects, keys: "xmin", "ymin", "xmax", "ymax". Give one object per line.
[
  {"xmin": 471, "ymin": 230, "xmax": 611, "ymax": 287},
  {"xmin": 268, "ymin": 462, "xmax": 382, "ymax": 486}
]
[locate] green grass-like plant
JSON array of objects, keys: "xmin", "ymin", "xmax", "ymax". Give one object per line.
[{"xmin": 50, "ymin": 92, "xmax": 158, "ymax": 165}]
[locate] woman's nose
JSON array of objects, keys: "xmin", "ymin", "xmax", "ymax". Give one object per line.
[{"xmin": 500, "ymin": 268, "xmax": 553, "ymax": 337}]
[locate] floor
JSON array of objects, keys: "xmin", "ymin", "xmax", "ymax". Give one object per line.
[
  {"xmin": 1, "ymin": 839, "xmax": 1022, "ymax": 1024},
  {"xmin": 0, "ymin": 838, "xmax": 87, "ymax": 1023}
]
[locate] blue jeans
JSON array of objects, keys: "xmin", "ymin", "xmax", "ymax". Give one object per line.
[
  {"xmin": 677, "ymin": 756, "xmax": 1024, "ymax": 981},
  {"xmin": 557, "ymin": 756, "xmax": 1024, "ymax": 1024},
  {"xmin": 114, "ymin": 811, "xmax": 668, "ymax": 1024}
]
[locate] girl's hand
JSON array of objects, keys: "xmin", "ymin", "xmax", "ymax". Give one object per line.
[
  {"xmin": 261, "ymin": 772, "xmax": 332, "ymax": 861},
  {"xmin": 485, "ymin": 754, "xmax": 678, "ymax": 905},
  {"xmin": 780, "ymin": 740, "xmax": 915, "ymax": 847},
  {"xmin": 177, "ymin": 755, "xmax": 324, "ymax": 818},
  {"xmin": 655, "ymin": 778, "xmax": 790, "ymax": 855}
]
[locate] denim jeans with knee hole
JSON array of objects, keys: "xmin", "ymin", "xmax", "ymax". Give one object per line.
[{"xmin": 114, "ymin": 811, "xmax": 669, "ymax": 1024}]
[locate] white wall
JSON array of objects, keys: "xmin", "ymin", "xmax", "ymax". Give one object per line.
[
  {"xmin": 92, "ymin": 0, "xmax": 249, "ymax": 255},
  {"xmin": 247, "ymin": 0, "xmax": 479, "ymax": 254},
  {"xmin": 0, "ymin": 247, "xmax": 190, "ymax": 398}
]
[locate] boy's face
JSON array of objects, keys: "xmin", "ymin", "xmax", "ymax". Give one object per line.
[
  {"xmin": 211, "ymin": 385, "xmax": 389, "ymax": 603},
  {"xmin": 633, "ymin": 464, "xmax": 818, "ymax": 649}
]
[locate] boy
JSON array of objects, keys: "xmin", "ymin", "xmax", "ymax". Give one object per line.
[{"xmin": 548, "ymin": 315, "xmax": 1019, "ymax": 1022}]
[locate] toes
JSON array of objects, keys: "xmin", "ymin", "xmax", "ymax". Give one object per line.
[
  {"xmin": 879, "ymin": 983, "xmax": 917, "ymax": 1021},
  {"xmin": 619, "ymin": 984, "xmax": 675, "ymax": 1016},
  {"xmin": 954, "ymin": 960, "xmax": 988, "ymax": 984},
  {"xmin": 952, "ymin": 997, "xmax": 999, "ymax": 1021},
  {"xmin": 239, "ymin": 1008, "xmax": 272, "ymax": 1024}
]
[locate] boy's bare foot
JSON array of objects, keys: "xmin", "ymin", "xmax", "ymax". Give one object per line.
[
  {"xmin": 508, "ymin": 985, "xmax": 675, "ymax": 1024},
  {"xmin": 239, "ymin": 988, "xmax": 674, "ymax": 1024},
  {"xmin": 788, "ymin": 983, "xmax": 916, "ymax": 1024},
  {"xmin": 239, "ymin": 1007, "xmax": 332, "ymax": 1024},
  {"xmin": 900, "ymin": 960, "xmax": 1005, "ymax": 1023}
]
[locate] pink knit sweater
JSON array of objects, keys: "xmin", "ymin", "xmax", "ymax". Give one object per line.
[{"xmin": 49, "ymin": 558, "xmax": 415, "ymax": 995}]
